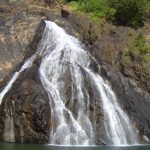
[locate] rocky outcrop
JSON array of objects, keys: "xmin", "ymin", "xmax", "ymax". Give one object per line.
[
  {"xmin": 0, "ymin": 8, "xmax": 41, "ymax": 83},
  {"xmin": 0, "ymin": 0, "xmax": 150, "ymax": 144},
  {"xmin": 99, "ymin": 64, "xmax": 150, "ymax": 142},
  {"xmin": 68, "ymin": 14, "xmax": 150, "ymax": 94},
  {"xmin": 60, "ymin": 12, "xmax": 150, "ymax": 143},
  {"xmin": 0, "ymin": 0, "xmax": 52, "ymax": 143},
  {"xmin": 0, "ymin": 62, "xmax": 51, "ymax": 143}
]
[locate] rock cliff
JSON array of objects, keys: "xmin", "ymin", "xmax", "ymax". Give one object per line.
[{"xmin": 0, "ymin": 0, "xmax": 150, "ymax": 144}]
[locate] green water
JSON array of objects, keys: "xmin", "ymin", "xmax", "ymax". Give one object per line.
[{"xmin": 1, "ymin": 143, "xmax": 150, "ymax": 150}]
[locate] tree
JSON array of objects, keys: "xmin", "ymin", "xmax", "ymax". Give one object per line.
[{"xmin": 107, "ymin": 0, "xmax": 146, "ymax": 28}]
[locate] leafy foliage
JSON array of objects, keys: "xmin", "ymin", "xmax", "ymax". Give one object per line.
[
  {"xmin": 107, "ymin": 0, "xmax": 147, "ymax": 28},
  {"xmin": 134, "ymin": 34, "xmax": 150, "ymax": 54},
  {"xmin": 66, "ymin": 0, "xmax": 150, "ymax": 28}
]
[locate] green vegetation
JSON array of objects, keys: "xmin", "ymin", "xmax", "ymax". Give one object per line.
[
  {"xmin": 66, "ymin": 0, "xmax": 150, "ymax": 28},
  {"xmin": 133, "ymin": 33, "xmax": 150, "ymax": 55},
  {"xmin": 125, "ymin": 31, "xmax": 150, "ymax": 57},
  {"xmin": 107, "ymin": 0, "xmax": 145, "ymax": 28}
]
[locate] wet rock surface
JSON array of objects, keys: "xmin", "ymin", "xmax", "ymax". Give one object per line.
[
  {"xmin": 0, "ymin": 63, "xmax": 51, "ymax": 143},
  {"xmin": 99, "ymin": 64, "xmax": 150, "ymax": 142}
]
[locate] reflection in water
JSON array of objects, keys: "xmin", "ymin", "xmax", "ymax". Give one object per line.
[{"xmin": 0, "ymin": 143, "xmax": 150, "ymax": 150}]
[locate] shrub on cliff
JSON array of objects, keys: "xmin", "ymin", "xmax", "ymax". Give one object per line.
[
  {"xmin": 80, "ymin": 0, "xmax": 111, "ymax": 18},
  {"xmin": 67, "ymin": 0, "xmax": 150, "ymax": 28},
  {"xmin": 134, "ymin": 33, "xmax": 150, "ymax": 54},
  {"xmin": 106, "ymin": 0, "xmax": 147, "ymax": 28}
]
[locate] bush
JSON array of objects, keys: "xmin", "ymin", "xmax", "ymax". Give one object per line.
[
  {"xmin": 67, "ymin": 0, "xmax": 150, "ymax": 28},
  {"xmin": 107, "ymin": 0, "xmax": 147, "ymax": 28},
  {"xmin": 79, "ymin": 0, "xmax": 111, "ymax": 18},
  {"xmin": 134, "ymin": 33, "xmax": 150, "ymax": 54}
]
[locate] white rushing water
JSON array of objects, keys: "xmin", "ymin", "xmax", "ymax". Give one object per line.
[
  {"xmin": 85, "ymin": 69, "xmax": 139, "ymax": 145},
  {"xmin": 0, "ymin": 20, "xmax": 139, "ymax": 145},
  {"xmin": 0, "ymin": 55, "xmax": 36, "ymax": 105}
]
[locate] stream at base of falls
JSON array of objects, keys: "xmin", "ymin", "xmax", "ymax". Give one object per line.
[{"xmin": 0, "ymin": 143, "xmax": 150, "ymax": 150}]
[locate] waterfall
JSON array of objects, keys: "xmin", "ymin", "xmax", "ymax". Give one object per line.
[
  {"xmin": 0, "ymin": 20, "xmax": 139, "ymax": 145},
  {"xmin": 0, "ymin": 55, "xmax": 36, "ymax": 105},
  {"xmin": 85, "ymin": 69, "xmax": 139, "ymax": 145}
]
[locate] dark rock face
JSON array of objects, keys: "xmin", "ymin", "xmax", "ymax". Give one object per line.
[
  {"xmin": 0, "ymin": 63, "xmax": 51, "ymax": 143},
  {"xmin": 68, "ymin": 13, "xmax": 150, "ymax": 142},
  {"xmin": 99, "ymin": 64, "xmax": 150, "ymax": 142},
  {"xmin": 61, "ymin": 9, "xmax": 70, "ymax": 18},
  {"xmin": 68, "ymin": 14, "xmax": 150, "ymax": 94},
  {"xmin": 0, "ymin": 1, "xmax": 51, "ymax": 143},
  {"xmin": 0, "ymin": 10, "xmax": 41, "ymax": 83}
]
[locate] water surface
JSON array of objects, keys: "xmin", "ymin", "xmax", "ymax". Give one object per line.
[{"xmin": 1, "ymin": 143, "xmax": 150, "ymax": 150}]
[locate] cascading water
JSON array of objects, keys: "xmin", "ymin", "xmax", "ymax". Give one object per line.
[
  {"xmin": 85, "ymin": 69, "xmax": 139, "ymax": 145},
  {"xmin": 0, "ymin": 55, "xmax": 36, "ymax": 105},
  {"xmin": 0, "ymin": 20, "xmax": 139, "ymax": 145}
]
